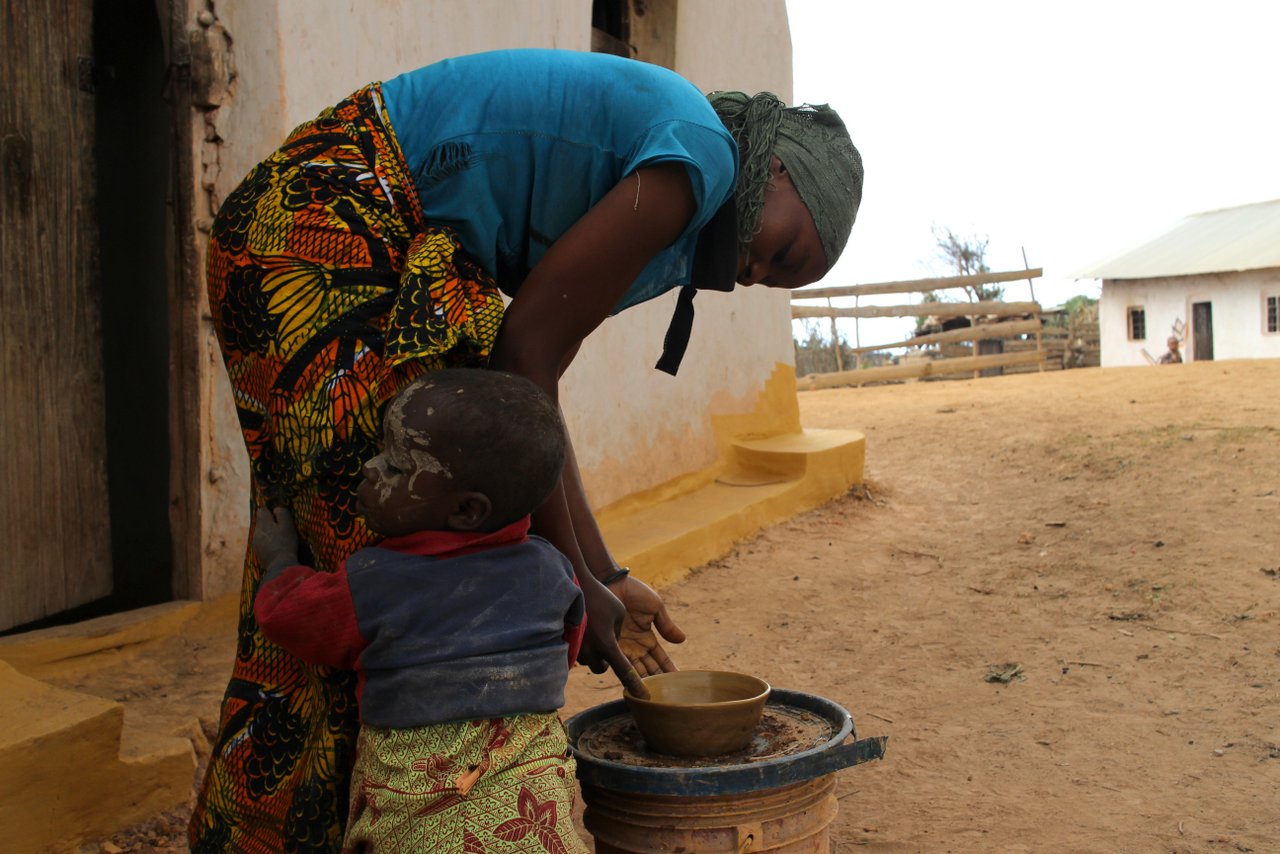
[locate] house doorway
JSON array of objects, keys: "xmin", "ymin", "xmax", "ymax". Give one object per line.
[
  {"xmin": 1192, "ymin": 301, "xmax": 1214, "ymax": 361},
  {"xmin": 93, "ymin": 0, "xmax": 175, "ymax": 615}
]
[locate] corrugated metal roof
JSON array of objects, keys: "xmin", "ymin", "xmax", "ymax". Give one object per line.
[{"xmin": 1075, "ymin": 198, "xmax": 1280, "ymax": 280}]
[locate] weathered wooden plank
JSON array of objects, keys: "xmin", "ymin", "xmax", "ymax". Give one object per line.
[
  {"xmin": 845, "ymin": 318, "xmax": 1043, "ymax": 355},
  {"xmin": 628, "ymin": 0, "xmax": 677, "ymax": 68},
  {"xmin": 793, "ymin": 301, "xmax": 1042, "ymax": 320},
  {"xmin": 793, "ymin": 268, "xmax": 1043, "ymax": 300},
  {"xmin": 1, "ymin": 0, "xmax": 112, "ymax": 629},
  {"xmin": 166, "ymin": 2, "xmax": 205, "ymax": 601},
  {"xmin": 799, "ymin": 350, "xmax": 1045, "ymax": 390}
]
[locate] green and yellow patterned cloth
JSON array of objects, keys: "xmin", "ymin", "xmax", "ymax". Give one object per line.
[{"xmin": 345, "ymin": 714, "xmax": 587, "ymax": 853}]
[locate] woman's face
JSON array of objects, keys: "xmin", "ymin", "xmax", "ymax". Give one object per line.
[{"xmin": 736, "ymin": 157, "xmax": 828, "ymax": 289}]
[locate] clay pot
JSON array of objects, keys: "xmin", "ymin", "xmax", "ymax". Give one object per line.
[{"xmin": 624, "ymin": 670, "xmax": 771, "ymax": 757}]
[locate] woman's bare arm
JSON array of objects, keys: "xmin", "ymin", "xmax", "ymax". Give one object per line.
[
  {"xmin": 489, "ymin": 162, "xmax": 695, "ymax": 692},
  {"xmin": 558, "ymin": 430, "xmax": 686, "ymax": 675}
]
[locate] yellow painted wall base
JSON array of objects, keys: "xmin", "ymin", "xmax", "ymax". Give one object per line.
[
  {"xmin": 0, "ymin": 659, "xmax": 195, "ymax": 853},
  {"xmin": 598, "ymin": 363, "xmax": 865, "ymax": 588}
]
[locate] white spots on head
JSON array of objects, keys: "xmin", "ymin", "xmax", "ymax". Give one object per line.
[
  {"xmin": 409, "ymin": 447, "xmax": 452, "ymax": 480},
  {"xmin": 426, "ymin": 407, "xmax": 435, "ymax": 416},
  {"xmin": 385, "ymin": 394, "xmax": 409, "ymax": 444},
  {"xmin": 369, "ymin": 455, "xmax": 395, "ymax": 501},
  {"xmin": 402, "ymin": 425, "xmax": 431, "ymax": 446},
  {"xmin": 389, "ymin": 386, "xmax": 435, "ymax": 447}
]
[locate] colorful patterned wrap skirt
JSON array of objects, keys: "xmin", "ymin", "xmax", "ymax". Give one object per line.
[
  {"xmin": 190, "ymin": 85, "xmax": 509, "ymax": 852},
  {"xmin": 345, "ymin": 714, "xmax": 587, "ymax": 854}
]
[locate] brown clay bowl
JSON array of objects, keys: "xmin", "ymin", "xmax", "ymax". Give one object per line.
[{"xmin": 623, "ymin": 670, "xmax": 771, "ymax": 757}]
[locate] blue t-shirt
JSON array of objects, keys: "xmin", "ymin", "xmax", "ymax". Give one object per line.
[{"xmin": 380, "ymin": 49, "xmax": 738, "ymax": 313}]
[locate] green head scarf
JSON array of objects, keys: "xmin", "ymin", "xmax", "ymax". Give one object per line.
[{"xmin": 708, "ymin": 91, "xmax": 863, "ymax": 272}]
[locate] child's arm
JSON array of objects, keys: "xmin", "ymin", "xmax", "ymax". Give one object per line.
[
  {"xmin": 252, "ymin": 505, "xmax": 301, "ymax": 582},
  {"xmin": 251, "ymin": 507, "xmax": 364, "ymax": 670}
]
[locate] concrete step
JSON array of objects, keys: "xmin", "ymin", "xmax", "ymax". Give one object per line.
[
  {"xmin": 0, "ymin": 659, "xmax": 195, "ymax": 853},
  {"xmin": 600, "ymin": 428, "xmax": 865, "ymax": 586}
]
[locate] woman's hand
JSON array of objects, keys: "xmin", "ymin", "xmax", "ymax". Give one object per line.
[
  {"xmin": 578, "ymin": 577, "xmax": 648, "ymax": 696},
  {"xmin": 610, "ymin": 574, "xmax": 686, "ymax": 676}
]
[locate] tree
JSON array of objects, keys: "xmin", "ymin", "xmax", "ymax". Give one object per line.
[
  {"xmin": 790, "ymin": 321, "xmax": 892, "ymax": 375},
  {"xmin": 1061, "ymin": 294, "xmax": 1098, "ymax": 315},
  {"xmin": 933, "ymin": 226, "xmax": 1003, "ymax": 302},
  {"xmin": 915, "ymin": 289, "xmax": 944, "ymax": 333},
  {"xmin": 793, "ymin": 320, "xmax": 832, "ymax": 376}
]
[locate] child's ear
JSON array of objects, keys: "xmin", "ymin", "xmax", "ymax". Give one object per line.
[{"xmin": 448, "ymin": 492, "xmax": 493, "ymax": 531}]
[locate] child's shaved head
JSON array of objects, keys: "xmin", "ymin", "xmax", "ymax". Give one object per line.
[{"xmin": 386, "ymin": 369, "xmax": 566, "ymax": 528}]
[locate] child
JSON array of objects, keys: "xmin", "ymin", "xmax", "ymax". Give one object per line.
[
  {"xmin": 1158, "ymin": 335, "xmax": 1183, "ymax": 364},
  {"xmin": 251, "ymin": 369, "xmax": 588, "ymax": 853}
]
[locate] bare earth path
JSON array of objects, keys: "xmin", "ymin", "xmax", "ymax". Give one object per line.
[{"xmin": 80, "ymin": 361, "xmax": 1280, "ymax": 852}]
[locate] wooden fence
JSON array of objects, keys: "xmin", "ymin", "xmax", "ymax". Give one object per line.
[
  {"xmin": 1002, "ymin": 303, "xmax": 1100, "ymax": 374},
  {"xmin": 791, "ymin": 269, "xmax": 1046, "ymax": 389}
]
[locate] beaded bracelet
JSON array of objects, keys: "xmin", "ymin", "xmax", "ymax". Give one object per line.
[{"xmin": 601, "ymin": 567, "xmax": 631, "ymax": 586}]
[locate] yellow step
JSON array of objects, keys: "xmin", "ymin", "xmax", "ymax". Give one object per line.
[
  {"xmin": 0, "ymin": 654, "xmax": 195, "ymax": 853},
  {"xmin": 600, "ymin": 428, "xmax": 865, "ymax": 587}
]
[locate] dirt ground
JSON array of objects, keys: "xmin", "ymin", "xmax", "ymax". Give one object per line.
[{"xmin": 66, "ymin": 360, "xmax": 1280, "ymax": 853}]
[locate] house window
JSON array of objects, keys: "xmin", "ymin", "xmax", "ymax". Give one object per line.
[
  {"xmin": 591, "ymin": 0, "xmax": 630, "ymax": 57},
  {"xmin": 591, "ymin": 0, "xmax": 677, "ymax": 69},
  {"xmin": 1265, "ymin": 294, "xmax": 1279, "ymax": 334},
  {"xmin": 1127, "ymin": 306, "xmax": 1146, "ymax": 341}
]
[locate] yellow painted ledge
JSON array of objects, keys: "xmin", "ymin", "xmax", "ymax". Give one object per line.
[
  {"xmin": 0, "ymin": 600, "xmax": 201, "ymax": 681},
  {"xmin": 598, "ymin": 364, "xmax": 865, "ymax": 588},
  {"xmin": 0, "ymin": 659, "xmax": 195, "ymax": 853}
]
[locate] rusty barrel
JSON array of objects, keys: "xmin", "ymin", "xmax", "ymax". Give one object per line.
[{"xmin": 566, "ymin": 689, "xmax": 887, "ymax": 853}]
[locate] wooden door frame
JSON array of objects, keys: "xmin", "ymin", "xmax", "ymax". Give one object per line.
[
  {"xmin": 160, "ymin": 0, "xmax": 206, "ymax": 600},
  {"xmin": 1189, "ymin": 298, "xmax": 1215, "ymax": 363}
]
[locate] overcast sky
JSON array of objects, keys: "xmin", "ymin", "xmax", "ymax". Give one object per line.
[{"xmin": 785, "ymin": 0, "xmax": 1280, "ymax": 347}]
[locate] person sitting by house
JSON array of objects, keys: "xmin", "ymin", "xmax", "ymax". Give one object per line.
[
  {"xmin": 1158, "ymin": 336, "xmax": 1183, "ymax": 364},
  {"xmin": 249, "ymin": 369, "xmax": 588, "ymax": 853}
]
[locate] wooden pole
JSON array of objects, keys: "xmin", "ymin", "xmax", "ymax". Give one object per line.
[
  {"xmin": 1021, "ymin": 249, "xmax": 1044, "ymax": 373},
  {"xmin": 972, "ymin": 308, "xmax": 980, "ymax": 380},
  {"xmin": 854, "ymin": 296, "xmax": 862, "ymax": 370},
  {"xmin": 828, "ymin": 297, "xmax": 844, "ymax": 372},
  {"xmin": 799, "ymin": 349, "xmax": 1045, "ymax": 390},
  {"xmin": 843, "ymin": 318, "xmax": 1043, "ymax": 354},
  {"xmin": 792, "ymin": 300, "xmax": 1042, "ymax": 320},
  {"xmin": 796, "ymin": 268, "xmax": 1043, "ymax": 300},
  {"xmin": 1035, "ymin": 311, "xmax": 1045, "ymax": 372},
  {"xmin": 1021, "ymin": 247, "xmax": 1037, "ymax": 304}
]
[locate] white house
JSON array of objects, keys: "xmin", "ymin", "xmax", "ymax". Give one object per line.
[{"xmin": 1079, "ymin": 199, "xmax": 1280, "ymax": 367}]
